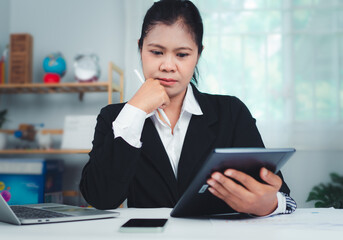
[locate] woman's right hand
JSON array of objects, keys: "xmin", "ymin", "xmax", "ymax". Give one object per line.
[{"xmin": 128, "ymin": 78, "xmax": 170, "ymax": 114}]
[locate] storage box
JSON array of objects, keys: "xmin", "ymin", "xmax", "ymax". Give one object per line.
[
  {"xmin": 0, "ymin": 159, "xmax": 63, "ymax": 205},
  {"xmin": 9, "ymin": 33, "xmax": 33, "ymax": 83}
]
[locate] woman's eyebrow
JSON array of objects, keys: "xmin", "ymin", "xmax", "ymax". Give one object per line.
[
  {"xmin": 175, "ymin": 47, "xmax": 193, "ymax": 51},
  {"xmin": 147, "ymin": 43, "xmax": 193, "ymax": 51},
  {"xmin": 147, "ymin": 43, "xmax": 165, "ymax": 49}
]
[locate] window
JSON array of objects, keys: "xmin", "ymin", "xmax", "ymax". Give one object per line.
[{"xmin": 194, "ymin": 0, "xmax": 343, "ymax": 150}]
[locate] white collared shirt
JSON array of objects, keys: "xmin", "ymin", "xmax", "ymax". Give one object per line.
[
  {"xmin": 112, "ymin": 84, "xmax": 287, "ymax": 216},
  {"xmin": 150, "ymin": 85, "xmax": 203, "ymax": 176},
  {"xmin": 112, "ymin": 84, "xmax": 202, "ymax": 176}
]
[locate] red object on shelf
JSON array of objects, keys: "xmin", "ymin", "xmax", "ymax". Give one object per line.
[{"xmin": 43, "ymin": 73, "xmax": 60, "ymax": 83}]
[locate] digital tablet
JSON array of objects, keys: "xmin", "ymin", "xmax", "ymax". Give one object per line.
[{"xmin": 170, "ymin": 148, "xmax": 296, "ymax": 218}]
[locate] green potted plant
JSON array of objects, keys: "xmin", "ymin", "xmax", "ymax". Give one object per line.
[
  {"xmin": 0, "ymin": 109, "xmax": 8, "ymax": 149},
  {"xmin": 0, "ymin": 109, "xmax": 7, "ymax": 128},
  {"xmin": 306, "ymin": 173, "xmax": 343, "ymax": 209}
]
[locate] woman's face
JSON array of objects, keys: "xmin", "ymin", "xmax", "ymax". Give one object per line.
[{"xmin": 141, "ymin": 21, "xmax": 199, "ymax": 101}]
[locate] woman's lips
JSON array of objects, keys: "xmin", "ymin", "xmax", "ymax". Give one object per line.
[{"xmin": 158, "ymin": 78, "xmax": 177, "ymax": 86}]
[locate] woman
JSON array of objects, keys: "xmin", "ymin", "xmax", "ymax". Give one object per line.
[{"xmin": 80, "ymin": 0, "xmax": 296, "ymax": 216}]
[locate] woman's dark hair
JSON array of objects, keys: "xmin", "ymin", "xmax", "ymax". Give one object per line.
[{"xmin": 138, "ymin": 0, "xmax": 203, "ymax": 84}]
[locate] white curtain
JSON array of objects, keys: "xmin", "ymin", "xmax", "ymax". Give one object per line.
[{"xmin": 192, "ymin": 0, "xmax": 343, "ymax": 151}]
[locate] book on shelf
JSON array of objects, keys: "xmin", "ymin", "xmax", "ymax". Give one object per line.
[
  {"xmin": 0, "ymin": 45, "xmax": 9, "ymax": 84},
  {"xmin": 9, "ymin": 33, "xmax": 33, "ymax": 84},
  {"xmin": 0, "ymin": 158, "xmax": 63, "ymax": 205}
]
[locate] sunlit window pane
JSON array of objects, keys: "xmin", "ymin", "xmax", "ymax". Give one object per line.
[
  {"xmin": 339, "ymin": 10, "xmax": 343, "ymax": 31},
  {"xmin": 292, "ymin": 0, "xmax": 313, "ymax": 7},
  {"xmin": 266, "ymin": 0, "xmax": 282, "ymax": 8},
  {"xmin": 194, "ymin": 0, "xmax": 343, "ymax": 124},
  {"xmin": 295, "ymin": 10, "xmax": 335, "ymax": 31}
]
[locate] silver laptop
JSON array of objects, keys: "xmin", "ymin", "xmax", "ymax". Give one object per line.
[{"xmin": 0, "ymin": 194, "xmax": 119, "ymax": 225}]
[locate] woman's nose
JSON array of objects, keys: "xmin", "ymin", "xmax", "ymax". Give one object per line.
[{"xmin": 160, "ymin": 55, "xmax": 176, "ymax": 72}]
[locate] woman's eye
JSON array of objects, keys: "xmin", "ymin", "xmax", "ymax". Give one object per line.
[
  {"xmin": 177, "ymin": 53, "xmax": 189, "ymax": 58},
  {"xmin": 151, "ymin": 50, "xmax": 163, "ymax": 55}
]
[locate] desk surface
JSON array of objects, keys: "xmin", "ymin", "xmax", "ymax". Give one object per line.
[{"xmin": 1, "ymin": 208, "xmax": 343, "ymax": 240}]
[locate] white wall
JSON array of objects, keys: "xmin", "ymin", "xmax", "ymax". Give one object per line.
[
  {"xmin": 282, "ymin": 150, "xmax": 343, "ymax": 208},
  {"xmin": 9, "ymin": 0, "xmax": 125, "ymax": 84},
  {"xmin": 258, "ymin": 123, "xmax": 343, "ymax": 208}
]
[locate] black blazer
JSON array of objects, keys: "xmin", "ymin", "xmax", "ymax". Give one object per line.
[{"xmin": 80, "ymin": 85, "xmax": 290, "ymax": 210}]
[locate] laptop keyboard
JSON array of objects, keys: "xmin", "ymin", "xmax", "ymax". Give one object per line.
[{"xmin": 10, "ymin": 206, "xmax": 71, "ymax": 219}]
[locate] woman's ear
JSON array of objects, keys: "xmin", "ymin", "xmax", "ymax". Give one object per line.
[
  {"xmin": 197, "ymin": 45, "xmax": 204, "ymax": 62},
  {"xmin": 138, "ymin": 39, "xmax": 142, "ymax": 54}
]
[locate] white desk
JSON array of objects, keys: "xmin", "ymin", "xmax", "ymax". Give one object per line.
[{"xmin": 1, "ymin": 208, "xmax": 343, "ymax": 240}]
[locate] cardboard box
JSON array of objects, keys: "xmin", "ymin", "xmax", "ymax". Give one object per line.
[
  {"xmin": 9, "ymin": 33, "xmax": 33, "ymax": 84},
  {"xmin": 0, "ymin": 159, "xmax": 63, "ymax": 205}
]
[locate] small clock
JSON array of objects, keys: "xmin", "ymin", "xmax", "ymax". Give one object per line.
[{"xmin": 74, "ymin": 53, "xmax": 101, "ymax": 82}]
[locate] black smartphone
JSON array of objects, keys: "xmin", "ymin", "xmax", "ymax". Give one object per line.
[{"xmin": 119, "ymin": 218, "xmax": 168, "ymax": 233}]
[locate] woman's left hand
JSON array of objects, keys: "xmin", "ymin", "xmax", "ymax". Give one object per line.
[{"xmin": 206, "ymin": 167, "xmax": 281, "ymax": 216}]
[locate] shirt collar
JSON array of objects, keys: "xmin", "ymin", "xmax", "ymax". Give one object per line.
[{"xmin": 182, "ymin": 84, "xmax": 203, "ymax": 116}]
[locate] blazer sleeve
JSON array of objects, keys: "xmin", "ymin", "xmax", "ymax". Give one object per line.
[
  {"xmin": 79, "ymin": 105, "xmax": 141, "ymax": 209},
  {"xmin": 230, "ymin": 97, "xmax": 291, "ymax": 195}
]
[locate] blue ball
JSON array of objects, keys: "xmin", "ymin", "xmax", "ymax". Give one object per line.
[{"xmin": 43, "ymin": 53, "xmax": 66, "ymax": 76}]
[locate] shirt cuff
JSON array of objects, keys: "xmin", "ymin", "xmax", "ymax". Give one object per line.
[
  {"xmin": 263, "ymin": 192, "xmax": 287, "ymax": 217},
  {"xmin": 248, "ymin": 192, "xmax": 286, "ymax": 218},
  {"xmin": 112, "ymin": 103, "xmax": 147, "ymax": 148}
]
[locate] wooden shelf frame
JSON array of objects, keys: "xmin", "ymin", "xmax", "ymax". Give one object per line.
[
  {"xmin": 108, "ymin": 61, "xmax": 124, "ymax": 103},
  {"xmin": 0, "ymin": 61, "xmax": 124, "ymax": 104},
  {"xmin": 0, "ymin": 129, "xmax": 63, "ymax": 135},
  {"xmin": 0, "ymin": 149, "xmax": 90, "ymax": 155}
]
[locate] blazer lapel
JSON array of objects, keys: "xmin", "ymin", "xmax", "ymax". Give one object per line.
[
  {"xmin": 140, "ymin": 118, "xmax": 179, "ymax": 201},
  {"xmin": 177, "ymin": 85, "xmax": 218, "ymax": 195}
]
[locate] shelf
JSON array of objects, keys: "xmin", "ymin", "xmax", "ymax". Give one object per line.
[
  {"xmin": 0, "ymin": 82, "xmax": 120, "ymax": 94},
  {"xmin": 0, "ymin": 129, "xmax": 63, "ymax": 135},
  {"xmin": 0, "ymin": 129, "xmax": 89, "ymax": 155},
  {"xmin": 0, "ymin": 62, "xmax": 124, "ymax": 155},
  {"xmin": 0, "ymin": 149, "xmax": 90, "ymax": 154},
  {"xmin": 0, "ymin": 61, "xmax": 124, "ymax": 104},
  {"xmin": 0, "ymin": 82, "xmax": 121, "ymax": 104}
]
